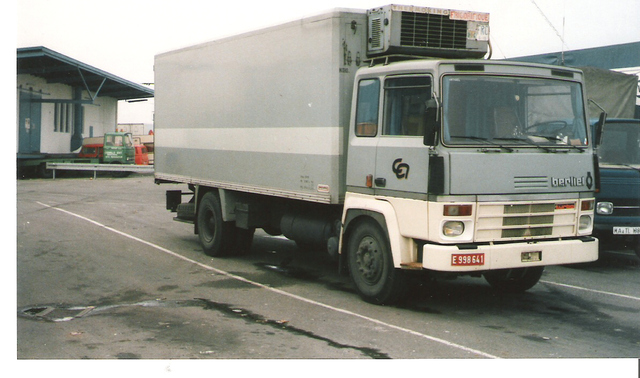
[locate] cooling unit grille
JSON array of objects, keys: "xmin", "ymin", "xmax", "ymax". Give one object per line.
[{"xmin": 400, "ymin": 11, "xmax": 467, "ymax": 49}]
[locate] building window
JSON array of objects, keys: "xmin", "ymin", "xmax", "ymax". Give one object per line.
[
  {"xmin": 54, "ymin": 103, "xmax": 74, "ymax": 133},
  {"xmin": 54, "ymin": 103, "xmax": 59, "ymax": 132}
]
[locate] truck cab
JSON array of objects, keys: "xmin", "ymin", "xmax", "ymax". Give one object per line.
[
  {"xmin": 78, "ymin": 143, "xmax": 103, "ymax": 159},
  {"xmin": 343, "ymin": 59, "xmax": 598, "ymax": 299},
  {"xmin": 103, "ymin": 132, "xmax": 135, "ymax": 165},
  {"xmin": 592, "ymin": 119, "xmax": 640, "ymax": 258}
]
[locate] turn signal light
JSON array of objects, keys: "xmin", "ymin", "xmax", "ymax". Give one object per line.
[
  {"xmin": 366, "ymin": 174, "xmax": 373, "ymax": 188},
  {"xmin": 444, "ymin": 204, "xmax": 473, "ymax": 216},
  {"xmin": 581, "ymin": 199, "xmax": 594, "ymax": 211}
]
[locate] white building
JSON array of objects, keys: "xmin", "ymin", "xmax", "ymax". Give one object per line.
[{"xmin": 17, "ymin": 46, "xmax": 154, "ymax": 175}]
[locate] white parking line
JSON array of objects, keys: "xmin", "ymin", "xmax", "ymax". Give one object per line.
[
  {"xmin": 541, "ymin": 280, "xmax": 640, "ymax": 301},
  {"xmin": 36, "ymin": 201, "xmax": 498, "ymax": 359}
]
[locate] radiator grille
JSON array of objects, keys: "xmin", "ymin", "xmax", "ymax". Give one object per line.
[
  {"xmin": 476, "ymin": 201, "xmax": 578, "ymax": 242},
  {"xmin": 400, "ymin": 11, "xmax": 467, "ymax": 49},
  {"xmin": 514, "ymin": 176, "xmax": 549, "ymax": 190},
  {"xmin": 612, "ymin": 199, "xmax": 640, "ymax": 216}
]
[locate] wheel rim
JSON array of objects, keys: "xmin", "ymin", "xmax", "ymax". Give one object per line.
[
  {"xmin": 355, "ymin": 235, "xmax": 383, "ymax": 285},
  {"xmin": 202, "ymin": 207, "xmax": 215, "ymax": 242}
]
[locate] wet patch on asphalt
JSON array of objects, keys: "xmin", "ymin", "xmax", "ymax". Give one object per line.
[
  {"xmin": 196, "ymin": 298, "xmax": 390, "ymax": 359},
  {"xmin": 18, "ymin": 297, "xmax": 390, "ymax": 359},
  {"xmin": 194, "ymin": 278, "xmax": 256, "ymax": 290}
]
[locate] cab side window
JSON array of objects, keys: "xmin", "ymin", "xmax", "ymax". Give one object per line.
[
  {"xmin": 383, "ymin": 76, "xmax": 432, "ymax": 136},
  {"xmin": 355, "ymin": 79, "xmax": 380, "ymax": 137}
]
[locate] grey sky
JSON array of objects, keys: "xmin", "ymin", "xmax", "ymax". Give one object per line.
[{"xmin": 16, "ymin": 0, "xmax": 640, "ymax": 124}]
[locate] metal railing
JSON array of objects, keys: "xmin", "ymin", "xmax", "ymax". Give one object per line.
[{"xmin": 46, "ymin": 162, "xmax": 153, "ymax": 179}]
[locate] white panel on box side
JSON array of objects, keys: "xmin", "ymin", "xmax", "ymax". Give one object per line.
[{"xmin": 155, "ymin": 10, "xmax": 367, "ymax": 204}]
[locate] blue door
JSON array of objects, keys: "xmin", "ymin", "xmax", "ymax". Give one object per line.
[{"xmin": 18, "ymin": 91, "xmax": 42, "ymax": 154}]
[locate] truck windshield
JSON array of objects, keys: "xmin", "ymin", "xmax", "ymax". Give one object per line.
[
  {"xmin": 442, "ymin": 75, "xmax": 588, "ymax": 148},
  {"xmin": 598, "ymin": 121, "xmax": 640, "ymax": 165}
]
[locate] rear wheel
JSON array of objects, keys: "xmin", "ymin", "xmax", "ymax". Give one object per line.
[
  {"xmin": 483, "ymin": 267, "xmax": 544, "ymax": 293},
  {"xmin": 110, "ymin": 162, "xmax": 130, "ymax": 178},
  {"xmin": 37, "ymin": 163, "xmax": 54, "ymax": 179},
  {"xmin": 347, "ymin": 220, "xmax": 406, "ymax": 305},
  {"xmin": 197, "ymin": 192, "xmax": 234, "ymax": 257}
]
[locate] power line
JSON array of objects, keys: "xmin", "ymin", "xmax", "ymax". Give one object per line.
[{"xmin": 530, "ymin": 0, "xmax": 569, "ymax": 62}]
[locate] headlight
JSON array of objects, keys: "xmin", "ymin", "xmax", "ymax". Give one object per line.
[
  {"xmin": 579, "ymin": 215, "xmax": 592, "ymax": 231},
  {"xmin": 596, "ymin": 202, "xmax": 613, "ymax": 215},
  {"xmin": 443, "ymin": 221, "xmax": 465, "ymax": 236}
]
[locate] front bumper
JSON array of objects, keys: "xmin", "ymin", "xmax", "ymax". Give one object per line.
[{"xmin": 422, "ymin": 237, "xmax": 598, "ymax": 272}]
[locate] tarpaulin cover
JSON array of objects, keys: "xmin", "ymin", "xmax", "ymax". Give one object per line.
[
  {"xmin": 580, "ymin": 66, "xmax": 638, "ymax": 119},
  {"xmin": 510, "ymin": 42, "xmax": 640, "ymax": 71}
]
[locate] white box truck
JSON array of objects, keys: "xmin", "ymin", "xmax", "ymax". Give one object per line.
[{"xmin": 154, "ymin": 5, "xmax": 600, "ymax": 304}]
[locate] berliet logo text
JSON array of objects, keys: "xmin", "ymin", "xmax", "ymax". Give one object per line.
[
  {"xmin": 552, "ymin": 177, "xmax": 584, "ymax": 187},
  {"xmin": 551, "ymin": 172, "xmax": 593, "ymax": 189}
]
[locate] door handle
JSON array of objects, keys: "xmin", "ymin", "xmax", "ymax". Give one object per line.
[{"xmin": 374, "ymin": 177, "xmax": 386, "ymax": 187}]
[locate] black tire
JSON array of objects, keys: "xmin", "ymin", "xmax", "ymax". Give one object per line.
[
  {"xmin": 37, "ymin": 163, "xmax": 54, "ymax": 179},
  {"xmin": 110, "ymin": 162, "xmax": 130, "ymax": 178},
  {"xmin": 347, "ymin": 220, "xmax": 406, "ymax": 305},
  {"xmin": 483, "ymin": 266, "xmax": 544, "ymax": 293},
  {"xmin": 197, "ymin": 192, "xmax": 235, "ymax": 257},
  {"xmin": 176, "ymin": 202, "xmax": 196, "ymax": 221},
  {"xmin": 112, "ymin": 171, "xmax": 131, "ymax": 178}
]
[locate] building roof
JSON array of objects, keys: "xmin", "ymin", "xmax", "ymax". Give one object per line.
[
  {"xmin": 17, "ymin": 46, "xmax": 154, "ymax": 101},
  {"xmin": 509, "ymin": 41, "xmax": 640, "ymax": 70}
]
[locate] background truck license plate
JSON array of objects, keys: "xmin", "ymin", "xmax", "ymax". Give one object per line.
[{"xmin": 613, "ymin": 227, "xmax": 640, "ymax": 235}]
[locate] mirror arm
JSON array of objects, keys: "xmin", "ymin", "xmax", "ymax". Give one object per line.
[{"xmin": 588, "ymin": 99, "xmax": 607, "ymax": 147}]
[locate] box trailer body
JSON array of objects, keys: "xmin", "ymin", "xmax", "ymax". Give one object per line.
[
  {"xmin": 155, "ymin": 9, "xmax": 364, "ymax": 204},
  {"xmin": 155, "ymin": 5, "xmax": 599, "ymax": 304}
]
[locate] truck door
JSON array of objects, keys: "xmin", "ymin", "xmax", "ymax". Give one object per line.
[
  {"xmin": 347, "ymin": 78, "xmax": 380, "ymax": 192},
  {"xmin": 374, "ymin": 76, "xmax": 432, "ymax": 195}
]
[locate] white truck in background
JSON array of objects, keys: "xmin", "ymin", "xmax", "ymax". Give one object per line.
[{"xmin": 154, "ymin": 5, "xmax": 600, "ymax": 304}]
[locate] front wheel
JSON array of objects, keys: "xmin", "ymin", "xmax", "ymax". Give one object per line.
[
  {"xmin": 347, "ymin": 220, "xmax": 406, "ymax": 305},
  {"xmin": 483, "ymin": 267, "xmax": 544, "ymax": 293}
]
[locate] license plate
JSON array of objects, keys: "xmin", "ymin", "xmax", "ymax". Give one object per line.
[
  {"xmin": 452, "ymin": 253, "xmax": 485, "ymax": 266},
  {"xmin": 613, "ymin": 227, "xmax": 640, "ymax": 235}
]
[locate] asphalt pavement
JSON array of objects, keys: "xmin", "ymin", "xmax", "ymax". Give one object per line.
[{"xmin": 14, "ymin": 173, "xmax": 640, "ymax": 375}]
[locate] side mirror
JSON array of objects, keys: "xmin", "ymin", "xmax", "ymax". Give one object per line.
[
  {"xmin": 594, "ymin": 111, "xmax": 606, "ymax": 147},
  {"xmin": 424, "ymin": 98, "xmax": 439, "ymax": 146},
  {"xmin": 588, "ymin": 99, "xmax": 607, "ymax": 147}
]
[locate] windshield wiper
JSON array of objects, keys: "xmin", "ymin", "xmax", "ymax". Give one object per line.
[
  {"xmin": 493, "ymin": 137, "xmax": 555, "ymax": 153},
  {"xmin": 449, "ymin": 136, "xmax": 513, "ymax": 152},
  {"xmin": 526, "ymin": 135, "xmax": 585, "ymax": 152}
]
